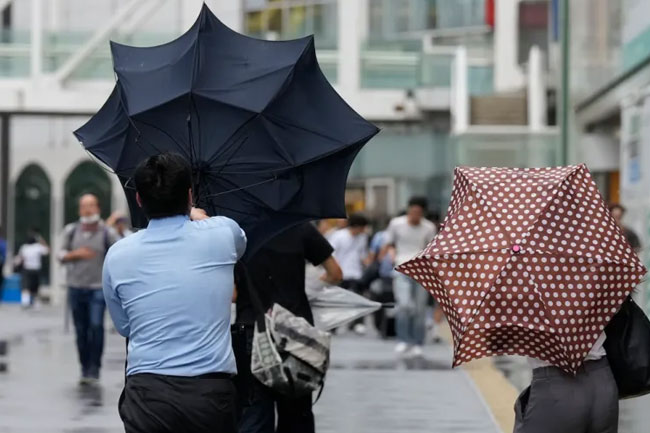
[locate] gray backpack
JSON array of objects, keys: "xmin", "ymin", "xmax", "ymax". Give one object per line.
[{"xmin": 251, "ymin": 303, "xmax": 331, "ymax": 398}]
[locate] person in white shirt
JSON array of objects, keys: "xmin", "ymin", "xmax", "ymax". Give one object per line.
[
  {"xmin": 329, "ymin": 214, "xmax": 370, "ymax": 333},
  {"xmin": 382, "ymin": 197, "xmax": 437, "ymax": 357},
  {"xmin": 15, "ymin": 230, "xmax": 50, "ymax": 307}
]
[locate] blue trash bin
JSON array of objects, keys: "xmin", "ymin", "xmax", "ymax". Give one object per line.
[{"xmin": 1, "ymin": 274, "xmax": 21, "ymax": 303}]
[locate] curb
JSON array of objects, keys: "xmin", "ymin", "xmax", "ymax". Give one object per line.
[{"xmin": 439, "ymin": 323, "xmax": 518, "ymax": 433}]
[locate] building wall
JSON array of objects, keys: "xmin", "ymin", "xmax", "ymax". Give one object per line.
[{"xmin": 8, "ymin": 115, "xmax": 126, "ymax": 303}]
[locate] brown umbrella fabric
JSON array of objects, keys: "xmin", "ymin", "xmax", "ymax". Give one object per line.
[{"xmin": 397, "ymin": 165, "xmax": 646, "ymax": 373}]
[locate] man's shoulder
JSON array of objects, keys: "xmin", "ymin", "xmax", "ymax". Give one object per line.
[
  {"xmin": 107, "ymin": 230, "xmax": 144, "ymax": 258},
  {"xmin": 63, "ymin": 222, "xmax": 78, "ymax": 233},
  {"xmin": 190, "ymin": 216, "xmax": 240, "ymax": 232},
  {"xmin": 389, "ymin": 215, "xmax": 408, "ymax": 227},
  {"xmin": 422, "ymin": 219, "xmax": 436, "ymax": 230},
  {"xmin": 328, "ymin": 228, "xmax": 348, "ymax": 242}
]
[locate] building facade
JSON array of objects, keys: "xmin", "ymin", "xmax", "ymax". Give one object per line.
[
  {"xmin": 0, "ymin": 0, "xmax": 558, "ymax": 303},
  {"xmin": 571, "ymin": 0, "xmax": 650, "ymax": 312}
]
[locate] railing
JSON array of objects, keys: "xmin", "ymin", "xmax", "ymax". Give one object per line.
[
  {"xmin": 0, "ymin": 28, "xmax": 496, "ymax": 96},
  {"xmin": 0, "ymin": 30, "xmax": 342, "ymax": 83},
  {"xmin": 453, "ymin": 129, "xmax": 560, "ymax": 168}
]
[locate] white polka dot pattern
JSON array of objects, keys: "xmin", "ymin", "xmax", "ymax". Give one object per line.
[{"xmin": 397, "ymin": 165, "xmax": 647, "ymax": 374}]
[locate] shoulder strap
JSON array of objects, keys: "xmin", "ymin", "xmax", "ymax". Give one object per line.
[
  {"xmin": 237, "ymin": 261, "xmax": 268, "ymax": 331},
  {"xmin": 66, "ymin": 224, "xmax": 79, "ymax": 251},
  {"xmin": 103, "ymin": 227, "xmax": 110, "ymax": 256}
]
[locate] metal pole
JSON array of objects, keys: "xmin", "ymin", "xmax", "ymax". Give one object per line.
[
  {"xmin": 560, "ymin": 0, "xmax": 570, "ymax": 165},
  {"xmin": 30, "ymin": 0, "xmax": 42, "ymax": 81},
  {"xmin": 0, "ymin": 114, "xmax": 8, "ymax": 237}
]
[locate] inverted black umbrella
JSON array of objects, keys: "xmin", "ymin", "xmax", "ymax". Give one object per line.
[{"xmin": 74, "ymin": 4, "xmax": 378, "ymax": 258}]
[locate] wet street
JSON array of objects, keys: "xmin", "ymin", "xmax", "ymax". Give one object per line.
[
  {"xmin": 2, "ymin": 304, "xmax": 649, "ymax": 433},
  {"xmin": 0, "ymin": 305, "xmax": 501, "ymax": 433}
]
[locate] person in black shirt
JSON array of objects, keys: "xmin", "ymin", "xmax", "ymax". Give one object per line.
[{"xmin": 236, "ymin": 222, "xmax": 341, "ymax": 433}]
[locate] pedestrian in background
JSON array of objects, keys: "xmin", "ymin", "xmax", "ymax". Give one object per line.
[
  {"xmin": 236, "ymin": 223, "xmax": 342, "ymax": 433},
  {"xmin": 15, "ymin": 229, "xmax": 49, "ymax": 308},
  {"xmin": 106, "ymin": 211, "xmax": 134, "ymax": 239},
  {"xmin": 59, "ymin": 193, "xmax": 119, "ymax": 385},
  {"xmin": 365, "ymin": 219, "xmax": 396, "ymax": 337},
  {"xmin": 329, "ymin": 213, "xmax": 371, "ymax": 334},
  {"xmin": 103, "ymin": 153, "xmax": 245, "ymax": 433},
  {"xmin": 609, "ymin": 203, "xmax": 641, "ymax": 253},
  {"xmin": 382, "ymin": 197, "xmax": 437, "ymax": 357}
]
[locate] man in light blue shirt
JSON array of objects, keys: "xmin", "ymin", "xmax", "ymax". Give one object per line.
[{"xmin": 103, "ymin": 153, "xmax": 246, "ymax": 433}]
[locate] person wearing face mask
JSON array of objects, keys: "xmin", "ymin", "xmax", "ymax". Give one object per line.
[{"xmin": 59, "ymin": 194, "xmax": 119, "ymax": 385}]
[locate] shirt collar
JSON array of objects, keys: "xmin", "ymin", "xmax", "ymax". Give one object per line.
[{"xmin": 147, "ymin": 215, "xmax": 189, "ymax": 230}]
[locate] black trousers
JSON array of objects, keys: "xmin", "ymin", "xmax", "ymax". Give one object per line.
[
  {"xmin": 21, "ymin": 270, "xmax": 40, "ymax": 297},
  {"xmin": 119, "ymin": 373, "xmax": 237, "ymax": 433},
  {"xmin": 239, "ymin": 379, "xmax": 314, "ymax": 433}
]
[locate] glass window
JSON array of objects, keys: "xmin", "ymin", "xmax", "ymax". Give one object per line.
[
  {"xmin": 395, "ymin": 0, "xmax": 411, "ymax": 33},
  {"xmin": 285, "ymin": 6, "xmax": 307, "ymax": 39},
  {"xmin": 313, "ymin": 3, "xmax": 337, "ymax": 48},
  {"xmin": 369, "ymin": 0, "xmax": 384, "ymax": 37},
  {"xmin": 266, "ymin": 7, "xmax": 283, "ymax": 37},
  {"xmin": 368, "ymin": 0, "xmax": 438, "ymax": 38},
  {"xmin": 245, "ymin": 11, "xmax": 264, "ymax": 37},
  {"xmin": 243, "ymin": 0, "xmax": 337, "ymax": 47}
]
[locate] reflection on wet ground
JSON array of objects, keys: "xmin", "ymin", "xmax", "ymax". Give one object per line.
[
  {"xmin": 1, "ymin": 307, "xmax": 501, "ymax": 433},
  {"xmin": 331, "ymin": 355, "xmax": 451, "ymax": 371}
]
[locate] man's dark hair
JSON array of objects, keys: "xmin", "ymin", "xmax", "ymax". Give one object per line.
[
  {"xmin": 609, "ymin": 203, "xmax": 626, "ymax": 214},
  {"xmin": 408, "ymin": 196, "xmax": 428, "ymax": 210},
  {"xmin": 134, "ymin": 153, "xmax": 192, "ymax": 219},
  {"xmin": 348, "ymin": 213, "xmax": 369, "ymax": 228}
]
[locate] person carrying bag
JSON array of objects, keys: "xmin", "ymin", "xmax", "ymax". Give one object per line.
[{"xmin": 604, "ymin": 296, "xmax": 650, "ymax": 399}]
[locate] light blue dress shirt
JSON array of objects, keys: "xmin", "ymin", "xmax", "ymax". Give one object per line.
[{"xmin": 102, "ymin": 215, "xmax": 246, "ymax": 376}]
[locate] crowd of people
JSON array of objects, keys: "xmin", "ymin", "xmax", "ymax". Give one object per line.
[{"xmin": 0, "ymin": 154, "xmax": 646, "ymax": 433}]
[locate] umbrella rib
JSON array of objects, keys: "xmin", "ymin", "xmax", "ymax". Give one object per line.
[
  {"xmin": 516, "ymin": 165, "xmax": 582, "ymax": 245},
  {"xmin": 204, "ymin": 116, "xmax": 258, "ymax": 167},
  {"xmin": 201, "ymin": 171, "xmax": 269, "ymax": 209},
  {"xmin": 264, "ymin": 113, "xmax": 348, "ymax": 150},
  {"xmin": 134, "ymin": 118, "xmax": 193, "ymax": 162},
  {"xmin": 200, "ymin": 176, "xmax": 276, "ymax": 199}
]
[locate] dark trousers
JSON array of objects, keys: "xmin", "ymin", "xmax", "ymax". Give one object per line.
[
  {"xmin": 120, "ymin": 373, "xmax": 237, "ymax": 433},
  {"xmin": 237, "ymin": 325, "xmax": 314, "ymax": 433},
  {"xmin": 514, "ymin": 358, "xmax": 619, "ymax": 433},
  {"xmin": 239, "ymin": 379, "xmax": 314, "ymax": 433},
  {"xmin": 68, "ymin": 288, "xmax": 106, "ymax": 377},
  {"xmin": 22, "ymin": 270, "xmax": 41, "ymax": 300}
]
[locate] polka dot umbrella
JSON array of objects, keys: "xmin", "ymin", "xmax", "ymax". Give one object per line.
[{"xmin": 397, "ymin": 165, "xmax": 646, "ymax": 374}]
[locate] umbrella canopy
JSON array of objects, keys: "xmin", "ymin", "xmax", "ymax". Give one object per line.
[
  {"xmin": 74, "ymin": 4, "xmax": 378, "ymax": 258},
  {"xmin": 307, "ymin": 286, "xmax": 383, "ymax": 331},
  {"xmin": 397, "ymin": 165, "xmax": 646, "ymax": 373}
]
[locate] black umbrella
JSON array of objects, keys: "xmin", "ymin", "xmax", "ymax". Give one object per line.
[{"xmin": 74, "ymin": 4, "xmax": 378, "ymax": 258}]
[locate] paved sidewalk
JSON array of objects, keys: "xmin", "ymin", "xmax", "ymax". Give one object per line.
[{"xmin": 0, "ymin": 305, "xmax": 501, "ymax": 432}]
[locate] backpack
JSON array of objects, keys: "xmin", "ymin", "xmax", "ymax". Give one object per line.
[{"xmin": 251, "ymin": 303, "xmax": 331, "ymax": 398}]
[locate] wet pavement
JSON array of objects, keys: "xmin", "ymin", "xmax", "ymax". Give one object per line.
[{"xmin": 0, "ymin": 305, "xmax": 501, "ymax": 433}]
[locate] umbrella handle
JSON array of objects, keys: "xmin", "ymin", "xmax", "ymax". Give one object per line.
[{"xmin": 381, "ymin": 303, "xmax": 395, "ymax": 309}]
